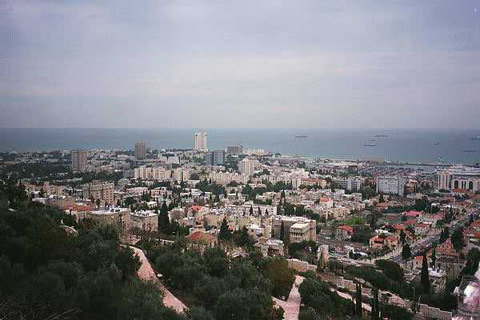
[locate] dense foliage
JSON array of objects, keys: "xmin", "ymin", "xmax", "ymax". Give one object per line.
[
  {"xmin": 0, "ymin": 183, "xmax": 181, "ymax": 320},
  {"xmin": 148, "ymin": 243, "xmax": 290, "ymax": 320},
  {"xmin": 345, "ymin": 265, "xmax": 413, "ymax": 299},
  {"xmin": 298, "ymin": 276, "xmax": 354, "ymax": 318}
]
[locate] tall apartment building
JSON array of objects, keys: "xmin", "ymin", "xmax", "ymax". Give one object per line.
[
  {"xmin": 71, "ymin": 149, "xmax": 88, "ymax": 172},
  {"xmin": 205, "ymin": 150, "xmax": 225, "ymax": 166},
  {"xmin": 238, "ymin": 158, "xmax": 257, "ymax": 176},
  {"xmin": 334, "ymin": 177, "xmax": 363, "ymax": 191},
  {"xmin": 82, "ymin": 180, "xmax": 115, "ymax": 206},
  {"xmin": 271, "ymin": 216, "xmax": 316, "ymax": 243},
  {"xmin": 376, "ymin": 176, "xmax": 405, "ymax": 196},
  {"xmin": 135, "ymin": 141, "xmax": 147, "ymax": 159},
  {"xmin": 194, "ymin": 132, "xmax": 208, "ymax": 152}
]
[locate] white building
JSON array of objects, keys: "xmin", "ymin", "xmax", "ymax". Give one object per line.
[
  {"xmin": 130, "ymin": 210, "xmax": 158, "ymax": 232},
  {"xmin": 209, "ymin": 171, "xmax": 249, "ymax": 186},
  {"xmin": 238, "ymin": 158, "xmax": 257, "ymax": 176},
  {"xmin": 134, "ymin": 166, "xmax": 169, "ymax": 181},
  {"xmin": 334, "ymin": 177, "xmax": 363, "ymax": 191},
  {"xmin": 437, "ymin": 166, "xmax": 480, "ymax": 192},
  {"xmin": 376, "ymin": 176, "xmax": 405, "ymax": 196},
  {"xmin": 194, "ymin": 132, "xmax": 208, "ymax": 152}
]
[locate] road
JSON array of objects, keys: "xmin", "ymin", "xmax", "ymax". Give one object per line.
[
  {"xmin": 130, "ymin": 246, "xmax": 188, "ymax": 313},
  {"xmin": 272, "ymin": 275, "xmax": 304, "ymax": 320}
]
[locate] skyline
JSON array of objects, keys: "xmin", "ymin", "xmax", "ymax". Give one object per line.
[{"xmin": 1, "ymin": 0, "xmax": 480, "ymax": 129}]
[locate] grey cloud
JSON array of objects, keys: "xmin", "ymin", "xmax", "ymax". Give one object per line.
[{"xmin": 1, "ymin": 0, "xmax": 480, "ymax": 128}]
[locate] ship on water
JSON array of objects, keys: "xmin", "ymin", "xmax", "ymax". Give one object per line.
[
  {"xmin": 374, "ymin": 134, "xmax": 389, "ymax": 138},
  {"xmin": 363, "ymin": 141, "xmax": 376, "ymax": 147},
  {"xmin": 471, "ymin": 135, "xmax": 480, "ymax": 141},
  {"xmin": 295, "ymin": 135, "xmax": 308, "ymax": 138}
]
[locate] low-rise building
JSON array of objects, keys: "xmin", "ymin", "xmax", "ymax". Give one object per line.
[
  {"xmin": 254, "ymin": 237, "xmax": 284, "ymax": 256},
  {"xmin": 336, "ymin": 225, "xmax": 354, "ymax": 240},
  {"xmin": 272, "ymin": 215, "xmax": 316, "ymax": 243},
  {"xmin": 130, "ymin": 210, "xmax": 158, "ymax": 232},
  {"xmin": 78, "ymin": 207, "xmax": 131, "ymax": 229}
]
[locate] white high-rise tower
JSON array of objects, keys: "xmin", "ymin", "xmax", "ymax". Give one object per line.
[{"xmin": 194, "ymin": 132, "xmax": 208, "ymax": 152}]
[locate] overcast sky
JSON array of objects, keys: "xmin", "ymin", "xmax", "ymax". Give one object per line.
[{"xmin": 1, "ymin": 0, "xmax": 479, "ymax": 129}]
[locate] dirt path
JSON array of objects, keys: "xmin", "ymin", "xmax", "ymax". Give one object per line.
[
  {"xmin": 272, "ymin": 275, "xmax": 304, "ymax": 320},
  {"xmin": 130, "ymin": 246, "xmax": 188, "ymax": 313}
]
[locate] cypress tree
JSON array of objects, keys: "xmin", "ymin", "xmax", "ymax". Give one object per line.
[
  {"xmin": 431, "ymin": 247, "xmax": 436, "ymax": 268},
  {"xmin": 400, "ymin": 229, "xmax": 406, "ymax": 245},
  {"xmin": 158, "ymin": 201, "xmax": 170, "ymax": 233},
  {"xmin": 280, "ymin": 221, "xmax": 285, "ymax": 241},
  {"xmin": 420, "ymin": 251, "xmax": 430, "ymax": 294},
  {"xmin": 355, "ymin": 282, "xmax": 362, "ymax": 317}
]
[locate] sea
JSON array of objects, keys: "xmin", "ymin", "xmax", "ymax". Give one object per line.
[{"xmin": 0, "ymin": 128, "xmax": 479, "ymax": 164}]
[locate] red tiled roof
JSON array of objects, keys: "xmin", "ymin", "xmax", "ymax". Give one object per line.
[
  {"xmin": 191, "ymin": 205, "xmax": 203, "ymax": 212},
  {"xmin": 63, "ymin": 204, "xmax": 93, "ymax": 212},
  {"xmin": 405, "ymin": 210, "xmax": 422, "ymax": 217},
  {"xmin": 338, "ymin": 225, "xmax": 354, "ymax": 233},
  {"xmin": 415, "ymin": 223, "xmax": 429, "ymax": 229},
  {"xmin": 188, "ymin": 231, "xmax": 216, "ymax": 243}
]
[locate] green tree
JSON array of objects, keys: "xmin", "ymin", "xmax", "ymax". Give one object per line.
[
  {"xmin": 431, "ymin": 247, "xmax": 436, "ymax": 268},
  {"xmin": 204, "ymin": 247, "xmax": 229, "ymax": 277},
  {"xmin": 420, "ymin": 251, "xmax": 430, "ymax": 294},
  {"xmin": 355, "ymin": 282, "xmax": 362, "ymax": 317},
  {"xmin": 400, "ymin": 229, "xmax": 406, "ymax": 245},
  {"xmin": 115, "ymin": 246, "xmax": 141, "ymax": 281},
  {"xmin": 371, "ymin": 287, "xmax": 380, "ymax": 320},
  {"xmin": 375, "ymin": 260, "xmax": 404, "ymax": 282},
  {"xmin": 233, "ymin": 226, "xmax": 253, "ymax": 248},
  {"xmin": 439, "ymin": 226, "xmax": 450, "ymax": 243},
  {"xmin": 218, "ymin": 218, "xmax": 232, "ymax": 241},
  {"xmin": 463, "ymin": 248, "xmax": 480, "ymax": 276},
  {"xmin": 158, "ymin": 201, "xmax": 171, "ymax": 233},
  {"xmin": 279, "ymin": 221, "xmax": 285, "ymax": 241},
  {"xmin": 402, "ymin": 244, "xmax": 411, "ymax": 261},
  {"xmin": 451, "ymin": 228, "xmax": 465, "ymax": 253},
  {"xmin": 263, "ymin": 258, "xmax": 295, "ymax": 299}
]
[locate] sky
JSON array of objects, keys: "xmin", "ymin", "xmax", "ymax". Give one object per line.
[{"xmin": 1, "ymin": 0, "xmax": 480, "ymax": 129}]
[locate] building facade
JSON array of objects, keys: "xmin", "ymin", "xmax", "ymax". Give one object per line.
[
  {"xmin": 437, "ymin": 167, "xmax": 480, "ymax": 192},
  {"xmin": 71, "ymin": 149, "xmax": 88, "ymax": 172},
  {"xmin": 130, "ymin": 210, "xmax": 158, "ymax": 232},
  {"xmin": 227, "ymin": 145, "xmax": 243, "ymax": 154},
  {"xmin": 205, "ymin": 150, "xmax": 226, "ymax": 166},
  {"xmin": 82, "ymin": 181, "xmax": 115, "ymax": 206},
  {"xmin": 271, "ymin": 215, "xmax": 316, "ymax": 243},
  {"xmin": 81, "ymin": 207, "xmax": 131, "ymax": 230},
  {"xmin": 334, "ymin": 177, "xmax": 363, "ymax": 191},
  {"xmin": 376, "ymin": 176, "xmax": 405, "ymax": 196},
  {"xmin": 238, "ymin": 158, "xmax": 257, "ymax": 176},
  {"xmin": 134, "ymin": 166, "xmax": 169, "ymax": 180},
  {"xmin": 194, "ymin": 132, "xmax": 208, "ymax": 152},
  {"xmin": 134, "ymin": 141, "xmax": 147, "ymax": 159}
]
